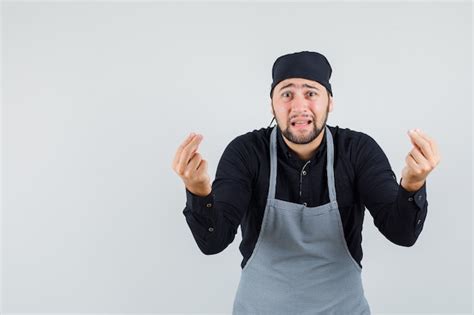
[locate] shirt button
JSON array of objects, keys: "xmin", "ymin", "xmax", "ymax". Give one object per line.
[
  {"xmin": 302, "ymin": 170, "xmax": 307, "ymax": 176},
  {"xmin": 206, "ymin": 203, "xmax": 212, "ymax": 208},
  {"xmin": 417, "ymin": 219, "xmax": 421, "ymax": 225},
  {"xmin": 303, "ymin": 202, "xmax": 307, "ymax": 206},
  {"xmin": 208, "ymin": 227, "xmax": 214, "ymax": 232},
  {"xmin": 408, "ymin": 197, "xmax": 414, "ymax": 201}
]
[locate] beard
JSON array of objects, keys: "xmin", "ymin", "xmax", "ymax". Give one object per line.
[{"xmin": 278, "ymin": 106, "xmax": 329, "ymax": 145}]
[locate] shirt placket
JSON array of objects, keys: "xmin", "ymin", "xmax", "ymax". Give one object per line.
[{"xmin": 299, "ymin": 160, "xmax": 311, "ymax": 206}]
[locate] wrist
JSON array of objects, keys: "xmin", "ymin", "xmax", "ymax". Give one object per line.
[
  {"xmin": 186, "ymin": 184, "xmax": 212, "ymax": 197},
  {"xmin": 401, "ymin": 177, "xmax": 425, "ymax": 192}
]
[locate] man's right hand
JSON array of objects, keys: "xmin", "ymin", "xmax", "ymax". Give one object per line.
[{"xmin": 172, "ymin": 132, "xmax": 212, "ymax": 197}]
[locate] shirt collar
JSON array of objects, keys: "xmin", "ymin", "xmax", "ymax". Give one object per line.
[{"xmin": 276, "ymin": 126, "xmax": 327, "ymax": 163}]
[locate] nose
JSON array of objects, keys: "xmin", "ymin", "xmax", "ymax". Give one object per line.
[{"xmin": 291, "ymin": 92, "xmax": 310, "ymax": 112}]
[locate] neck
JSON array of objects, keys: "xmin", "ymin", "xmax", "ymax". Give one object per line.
[{"xmin": 282, "ymin": 128, "xmax": 325, "ymax": 161}]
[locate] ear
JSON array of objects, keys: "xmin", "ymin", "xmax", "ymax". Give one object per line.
[{"xmin": 328, "ymin": 96, "xmax": 334, "ymax": 113}]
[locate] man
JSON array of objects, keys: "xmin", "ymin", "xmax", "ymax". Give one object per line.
[{"xmin": 172, "ymin": 51, "xmax": 441, "ymax": 314}]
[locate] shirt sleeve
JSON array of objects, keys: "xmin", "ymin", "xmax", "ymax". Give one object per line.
[
  {"xmin": 355, "ymin": 133, "xmax": 428, "ymax": 246},
  {"xmin": 182, "ymin": 135, "xmax": 254, "ymax": 255}
]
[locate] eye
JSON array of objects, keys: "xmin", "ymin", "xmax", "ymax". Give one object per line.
[
  {"xmin": 308, "ymin": 91, "xmax": 318, "ymax": 97},
  {"xmin": 281, "ymin": 91, "xmax": 291, "ymax": 98}
]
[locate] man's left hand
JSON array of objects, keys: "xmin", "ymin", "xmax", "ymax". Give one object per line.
[{"xmin": 401, "ymin": 128, "xmax": 441, "ymax": 192}]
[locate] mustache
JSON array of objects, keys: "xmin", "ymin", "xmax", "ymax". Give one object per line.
[{"xmin": 288, "ymin": 114, "xmax": 314, "ymax": 120}]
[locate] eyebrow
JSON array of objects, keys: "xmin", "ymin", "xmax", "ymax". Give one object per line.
[{"xmin": 279, "ymin": 83, "xmax": 320, "ymax": 92}]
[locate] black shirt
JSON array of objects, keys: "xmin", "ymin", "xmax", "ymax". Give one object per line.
[{"xmin": 182, "ymin": 124, "xmax": 428, "ymax": 270}]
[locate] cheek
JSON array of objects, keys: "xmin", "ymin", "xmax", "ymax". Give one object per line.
[
  {"xmin": 274, "ymin": 107, "xmax": 287, "ymax": 114},
  {"xmin": 273, "ymin": 104, "xmax": 290, "ymax": 116},
  {"xmin": 310, "ymin": 101, "xmax": 327, "ymax": 113}
]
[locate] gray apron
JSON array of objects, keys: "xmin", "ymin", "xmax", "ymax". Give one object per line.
[{"xmin": 232, "ymin": 125, "xmax": 371, "ymax": 314}]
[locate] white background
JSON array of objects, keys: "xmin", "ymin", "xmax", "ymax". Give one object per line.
[{"xmin": 2, "ymin": 1, "xmax": 473, "ymax": 314}]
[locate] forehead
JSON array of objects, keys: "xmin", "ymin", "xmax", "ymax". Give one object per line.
[{"xmin": 275, "ymin": 78, "xmax": 324, "ymax": 90}]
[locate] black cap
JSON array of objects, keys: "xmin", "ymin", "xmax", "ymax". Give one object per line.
[{"xmin": 270, "ymin": 51, "xmax": 333, "ymax": 98}]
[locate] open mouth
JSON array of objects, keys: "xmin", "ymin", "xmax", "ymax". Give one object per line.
[{"xmin": 291, "ymin": 119, "xmax": 313, "ymax": 128}]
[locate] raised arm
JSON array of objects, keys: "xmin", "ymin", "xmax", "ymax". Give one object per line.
[
  {"xmin": 172, "ymin": 133, "xmax": 254, "ymax": 255},
  {"xmin": 355, "ymin": 130, "xmax": 439, "ymax": 246}
]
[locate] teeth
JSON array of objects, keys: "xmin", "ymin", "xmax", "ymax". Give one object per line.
[{"xmin": 291, "ymin": 119, "xmax": 312, "ymax": 126}]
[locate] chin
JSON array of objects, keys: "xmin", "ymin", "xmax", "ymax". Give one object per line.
[{"xmin": 283, "ymin": 126, "xmax": 320, "ymax": 145}]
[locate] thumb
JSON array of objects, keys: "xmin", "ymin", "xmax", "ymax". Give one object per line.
[{"xmin": 198, "ymin": 159, "xmax": 208, "ymax": 173}]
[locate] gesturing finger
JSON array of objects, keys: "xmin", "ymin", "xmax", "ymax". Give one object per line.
[
  {"xmin": 409, "ymin": 146, "xmax": 429, "ymax": 170},
  {"xmin": 406, "ymin": 153, "xmax": 421, "ymax": 173},
  {"xmin": 173, "ymin": 133, "xmax": 196, "ymax": 169},
  {"xmin": 408, "ymin": 130, "xmax": 434, "ymax": 161},
  {"xmin": 416, "ymin": 129, "xmax": 441, "ymax": 164},
  {"xmin": 183, "ymin": 152, "xmax": 203, "ymax": 178},
  {"xmin": 177, "ymin": 134, "xmax": 203, "ymax": 174}
]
